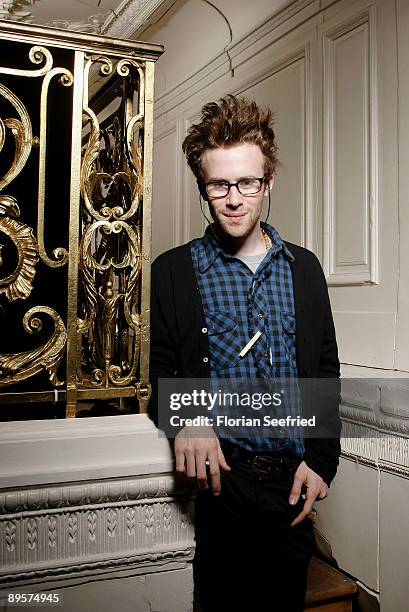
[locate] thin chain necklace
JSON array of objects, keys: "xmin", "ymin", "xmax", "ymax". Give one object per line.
[{"xmin": 261, "ymin": 228, "xmax": 272, "ymax": 251}]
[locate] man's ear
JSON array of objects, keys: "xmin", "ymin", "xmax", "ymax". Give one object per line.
[
  {"xmin": 264, "ymin": 175, "xmax": 275, "ymax": 195},
  {"xmin": 197, "ymin": 179, "xmax": 208, "ymax": 201}
]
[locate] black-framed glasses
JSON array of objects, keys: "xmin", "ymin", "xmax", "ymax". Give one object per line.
[{"xmin": 204, "ymin": 176, "xmax": 266, "ymax": 199}]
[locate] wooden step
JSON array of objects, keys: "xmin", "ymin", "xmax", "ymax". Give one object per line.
[
  {"xmin": 193, "ymin": 555, "xmax": 358, "ymax": 611},
  {"xmin": 305, "ymin": 556, "xmax": 358, "ymax": 611}
]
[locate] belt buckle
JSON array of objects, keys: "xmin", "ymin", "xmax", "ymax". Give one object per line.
[{"xmin": 253, "ymin": 455, "xmax": 282, "ymax": 476}]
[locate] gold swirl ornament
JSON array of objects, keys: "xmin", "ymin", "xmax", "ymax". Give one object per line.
[
  {"xmin": 0, "ymin": 197, "xmax": 39, "ymax": 302},
  {"xmin": 0, "ymin": 306, "xmax": 67, "ymax": 387}
]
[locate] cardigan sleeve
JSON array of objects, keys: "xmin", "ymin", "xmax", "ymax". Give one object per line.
[
  {"xmin": 148, "ymin": 255, "xmax": 181, "ymax": 432},
  {"xmin": 302, "ymin": 256, "xmax": 341, "ymax": 487},
  {"xmin": 148, "ymin": 244, "xmax": 210, "ymax": 437}
]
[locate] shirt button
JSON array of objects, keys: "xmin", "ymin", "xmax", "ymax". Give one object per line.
[
  {"xmin": 203, "ymin": 357, "xmax": 209, "ymax": 363},
  {"xmin": 202, "ymin": 327, "xmax": 208, "ymax": 333},
  {"xmin": 264, "ymin": 352, "xmax": 269, "ymax": 359},
  {"xmin": 258, "ymin": 313, "xmax": 264, "ymax": 319}
]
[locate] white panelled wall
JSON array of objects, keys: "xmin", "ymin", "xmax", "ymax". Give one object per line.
[{"xmin": 144, "ymin": 0, "xmax": 409, "ymax": 610}]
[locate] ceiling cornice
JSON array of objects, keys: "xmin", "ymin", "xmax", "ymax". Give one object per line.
[
  {"xmin": 0, "ymin": 0, "xmax": 37, "ymax": 23},
  {"xmin": 102, "ymin": 0, "xmax": 170, "ymax": 39},
  {"xmin": 47, "ymin": 12, "xmax": 111, "ymax": 35}
]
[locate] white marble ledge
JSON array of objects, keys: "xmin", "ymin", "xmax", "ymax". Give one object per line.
[{"xmin": 0, "ymin": 414, "xmax": 175, "ymax": 489}]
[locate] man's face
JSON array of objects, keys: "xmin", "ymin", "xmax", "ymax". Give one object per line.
[{"xmin": 200, "ymin": 142, "xmax": 272, "ymax": 241}]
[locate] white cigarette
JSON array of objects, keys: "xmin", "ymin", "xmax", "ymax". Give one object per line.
[{"xmin": 239, "ymin": 330, "xmax": 262, "ymax": 358}]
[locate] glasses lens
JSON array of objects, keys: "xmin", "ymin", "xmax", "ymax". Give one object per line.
[
  {"xmin": 205, "ymin": 178, "xmax": 264, "ymax": 198},
  {"xmin": 206, "ymin": 182, "xmax": 229, "ymax": 197},
  {"xmin": 238, "ymin": 178, "xmax": 263, "ymax": 194}
]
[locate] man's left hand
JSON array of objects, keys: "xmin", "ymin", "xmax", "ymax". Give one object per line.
[{"xmin": 289, "ymin": 461, "xmax": 328, "ymax": 527}]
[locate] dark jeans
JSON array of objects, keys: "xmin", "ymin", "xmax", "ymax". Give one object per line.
[{"xmin": 193, "ymin": 452, "xmax": 315, "ymax": 612}]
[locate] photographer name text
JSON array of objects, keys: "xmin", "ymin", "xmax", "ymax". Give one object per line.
[{"xmin": 169, "ymin": 415, "xmax": 316, "ymax": 428}]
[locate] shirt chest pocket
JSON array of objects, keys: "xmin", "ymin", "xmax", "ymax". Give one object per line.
[{"xmin": 206, "ymin": 310, "xmax": 241, "ymax": 371}]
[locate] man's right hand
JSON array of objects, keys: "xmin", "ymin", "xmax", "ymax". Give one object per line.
[{"xmin": 174, "ymin": 426, "xmax": 231, "ymax": 495}]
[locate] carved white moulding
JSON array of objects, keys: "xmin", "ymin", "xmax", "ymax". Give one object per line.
[
  {"xmin": 340, "ymin": 379, "xmax": 409, "ymax": 471},
  {"xmin": 0, "ymin": 477, "xmax": 195, "ymax": 582},
  {"xmin": 103, "ymin": 0, "xmax": 169, "ymax": 38},
  {"xmin": 0, "ymin": 474, "xmax": 192, "ymax": 513}
]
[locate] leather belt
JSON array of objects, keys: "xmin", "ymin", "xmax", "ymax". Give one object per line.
[{"xmin": 220, "ymin": 441, "xmax": 301, "ymax": 478}]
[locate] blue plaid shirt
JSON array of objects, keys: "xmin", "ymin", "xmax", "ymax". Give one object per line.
[{"xmin": 191, "ymin": 222, "xmax": 305, "ymax": 457}]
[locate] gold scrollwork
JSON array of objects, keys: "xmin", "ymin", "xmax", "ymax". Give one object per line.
[
  {"xmin": 78, "ymin": 220, "xmax": 142, "ymax": 388},
  {"xmin": 0, "ymin": 197, "xmax": 39, "ymax": 301},
  {"xmin": 126, "ymin": 113, "xmax": 143, "ymax": 179},
  {"xmin": 77, "ymin": 54, "xmax": 146, "ymax": 391},
  {"xmin": 0, "ymin": 83, "xmax": 33, "ymax": 192},
  {"xmin": 0, "ymin": 83, "xmax": 38, "ymax": 301},
  {"xmin": 81, "ymin": 107, "xmax": 105, "ymax": 222},
  {"xmin": 81, "ymin": 57, "xmax": 118, "ymax": 223},
  {"xmin": 83, "ymin": 56, "xmax": 113, "ymax": 109},
  {"xmin": 118, "ymin": 59, "xmax": 145, "ymax": 209},
  {"xmin": 80, "ymin": 57, "xmax": 145, "ymax": 224},
  {"xmin": 0, "ymin": 45, "xmax": 54, "ymax": 78},
  {"xmin": 0, "ymin": 306, "xmax": 67, "ymax": 387},
  {"xmin": 0, "ymin": 117, "xmax": 4, "ymax": 150},
  {"xmin": 115, "ymin": 59, "xmax": 144, "ymax": 115},
  {"xmin": 37, "ymin": 67, "xmax": 74, "ymax": 268}
]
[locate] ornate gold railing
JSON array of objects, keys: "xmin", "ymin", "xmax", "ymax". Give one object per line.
[{"xmin": 0, "ymin": 20, "xmax": 163, "ymax": 417}]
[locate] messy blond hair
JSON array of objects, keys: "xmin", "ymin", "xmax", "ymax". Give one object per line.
[{"xmin": 182, "ymin": 94, "xmax": 278, "ymax": 183}]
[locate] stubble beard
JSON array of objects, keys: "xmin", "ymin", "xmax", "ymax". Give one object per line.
[{"xmin": 214, "ymin": 210, "xmax": 261, "ymax": 244}]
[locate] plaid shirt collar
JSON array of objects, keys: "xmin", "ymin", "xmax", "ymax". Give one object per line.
[{"xmin": 196, "ymin": 221, "xmax": 295, "ymax": 273}]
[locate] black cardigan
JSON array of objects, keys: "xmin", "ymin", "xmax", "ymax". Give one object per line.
[{"xmin": 149, "ymin": 240, "xmax": 341, "ymax": 486}]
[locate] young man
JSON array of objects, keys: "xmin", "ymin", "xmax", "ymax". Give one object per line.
[{"xmin": 149, "ymin": 95, "xmax": 341, "ymax": 612}]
